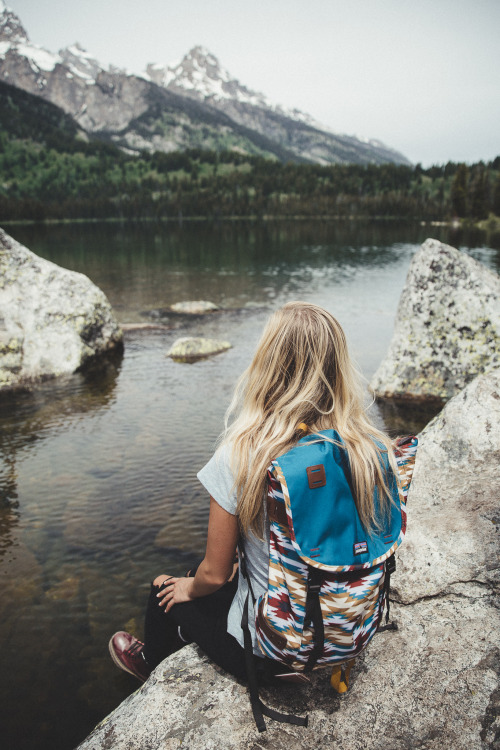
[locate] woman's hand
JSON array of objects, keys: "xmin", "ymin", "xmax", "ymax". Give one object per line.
[{"xmin": 155, "ymin": 575, "xmax": 195, "ymax": 613}]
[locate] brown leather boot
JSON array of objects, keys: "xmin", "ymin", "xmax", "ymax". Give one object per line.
[{"xmin": 109, "ymin": 631, "xmax": 151, "ymax": 682}]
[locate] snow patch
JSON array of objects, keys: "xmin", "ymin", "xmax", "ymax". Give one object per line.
[
  {"xmin": 161, "ymin": 68, "xmax": 176, "ymax": 87},
  {"xmin": 66, "ymin": 43, "xmax": 95, "ymax": 60},
  {"xmin": 16, "ymin": 42, "xmax": 60, "ymax": 72},
  {"xmin": 67, "ymin": 63, "xmax": 94, "ymax": 81}
]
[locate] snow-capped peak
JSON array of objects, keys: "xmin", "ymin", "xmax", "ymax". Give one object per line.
[
  {"xmin": 144, "ymin": 45, "xmax": 333, "ymax": 132},
  {"xmin": 0, "ymin": 1, "xmax": 111, "ymax": 83},
  {"xmin": 0, "ymin": 2, "xmax": 61, "ymax": 74},
  {"xmin": 0, "ymin": 1, "xmax": 29, "ymax": 44},
  {"xmin": 146, "ymin": 45, "xmax": 282, "ymax": 109}
]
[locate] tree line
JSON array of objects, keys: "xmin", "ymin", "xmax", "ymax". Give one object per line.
[{"xmin": 0, "ymin": 124, "xmax": 498, "ymax": 222}]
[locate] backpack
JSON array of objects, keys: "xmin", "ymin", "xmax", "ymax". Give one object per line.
[{"xmin": 240, "ymin": 430, "xmax": 418, "ymax": 732}]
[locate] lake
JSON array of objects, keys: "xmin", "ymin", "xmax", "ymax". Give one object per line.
[{"xmin": 0, "ymin": 219, "xmax": 498, "ymax": 749}]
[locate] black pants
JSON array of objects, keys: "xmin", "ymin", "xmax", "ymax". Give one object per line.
[
  {"xmin": 143, "ymin": 571, "xmax": 285, "ymax": 684},
  {"xmin": 143, "ymin": 572, "xmax": 249, "ymax": 680}
]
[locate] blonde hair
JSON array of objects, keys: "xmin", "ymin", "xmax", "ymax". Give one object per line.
[{"xmin": 220, "ymin": 301, "xmax": 396, "ymax": 538}]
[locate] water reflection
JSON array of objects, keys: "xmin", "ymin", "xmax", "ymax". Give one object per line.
[
  {"xmin": 0, "ymin": 352, "xmax": 123, "ymax": 748},
  {"xmin": 11, "ymin": 218, "xmax": 500, "ymax": 271},
  {"xmin": 9, "ymin": 221, "xmax": 499, "ymax": 329},
  {"xmin": 375, "ymin": 398, "xmax": 443, "ymax": 437},
  {"xmin": 0, "ymin": 453, "xmax": 19, "ymax": 567},
  {"xmin": 0, "ymin": 358, "xmax": 121, "ymax": 461}
]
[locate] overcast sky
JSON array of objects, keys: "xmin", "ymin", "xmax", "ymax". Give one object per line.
[{"xmin": 9, "ymin": 0, "xmax": 500, "ymax": 166}]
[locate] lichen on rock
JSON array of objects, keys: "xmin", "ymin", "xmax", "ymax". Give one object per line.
[
  {"xmin": 370, "ymin": 238, "xmax": 500, "ymax": 402},
  {"xmin": 0, "ymin": 228, "xmax": 123, "ymax": 390}
]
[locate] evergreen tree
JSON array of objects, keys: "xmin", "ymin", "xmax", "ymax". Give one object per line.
[
  {"xmin": 492, "ymin": 174, "xmax": 500, "ymax": 216},
  {"xmin": 469, "ymin": 164, "xmax": 489, "ymax": 219},
  {"xmin": 450, "ymin": 163, "xmax": 468, "ymax": 217}
]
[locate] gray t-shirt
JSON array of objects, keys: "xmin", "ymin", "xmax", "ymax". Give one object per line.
[{"xmin": 197, "ymin": 445, "xmax": 269, "ymax": 656}]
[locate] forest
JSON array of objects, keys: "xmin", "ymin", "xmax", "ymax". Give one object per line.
[{"xmin": 0, "ymin": 81, "xmax": 499, "ymax": 223}]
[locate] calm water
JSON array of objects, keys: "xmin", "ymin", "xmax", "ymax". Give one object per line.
[{"xmin": 0, "ymin": 220, "xmax": 498, "ymax": 750}]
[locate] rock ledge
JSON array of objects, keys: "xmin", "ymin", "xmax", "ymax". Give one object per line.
[{"xmin": 78, "ymin": 369, "xmax": 500, "ymax": 750}]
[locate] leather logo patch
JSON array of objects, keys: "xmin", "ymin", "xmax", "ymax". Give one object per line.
[
  {"xmin": 353, "ymin": 541, "xmax": 368, "ymax": 555},
  {"xmin": 307, "ymin": 464, "xmax": 326, "ymax": 489}
]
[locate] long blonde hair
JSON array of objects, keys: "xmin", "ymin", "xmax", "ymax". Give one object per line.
[{"xmin": 220, "ymin": 301, "xmax": 396, "ymax": 538}]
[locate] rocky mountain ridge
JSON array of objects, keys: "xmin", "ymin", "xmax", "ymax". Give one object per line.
[
  {"xmin": 145, "ymin": 45, "xmax": 320, "ymax": 127},
  {"xmin": 0, "ymin": 2, "xmax": 410, "ymax": 165}
]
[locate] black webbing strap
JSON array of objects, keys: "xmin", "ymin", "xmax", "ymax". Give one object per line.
[
  {"xmin": 304, "ymin": 566, "xmax": 324, "ymax": 672},
  {"xmin": 241, "ymin": 591, "xmax": 267, "ymax": 732},
  {"xmin": 377, "ymin": 554, "xmax": 398, "ymax": 633},
  {"xmin": 239, "ymin": 543, "xmax": 308, "ymax": 732}
]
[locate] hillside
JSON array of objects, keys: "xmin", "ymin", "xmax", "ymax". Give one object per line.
[{"xmin": 0, "ymin": 78, "xmax": 88, "ymax": 148}]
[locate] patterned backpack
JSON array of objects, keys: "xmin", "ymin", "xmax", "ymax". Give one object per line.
[{"xmin": 240, "ymin": 430, "xmax": 418, "ymax": 732}]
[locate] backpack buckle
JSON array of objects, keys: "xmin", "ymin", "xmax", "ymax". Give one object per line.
[
  {"xmin": 307, "ymin": 567, "xmax": 323, "ymax": 594},
  {"xmin": 307, "ymin": 464, "xmax": 326, "ymax": 489}
]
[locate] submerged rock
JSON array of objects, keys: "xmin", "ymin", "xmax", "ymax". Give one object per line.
[
  {"xmin": 142, "ymin": 300, "xmax": 220, "ymax": 323},
  {"xmin": 169, "ymin": 300, "xmax": 219, "ymax": 315},
  {"xmin": 167, "ymin": 337, "xmax": 231, "ymax": 362},
  {"xmin": 0, "ymin": 229, "xmax": 123, "ymax": 390},
  {"xmin": 77, "ymin": 370, "xmax": 500, "ymax": 750},
  {"xmin": 370, "ymin": 238, "xmax": 500, "ymax": 402},
  {"xmin": 45, "ymin": 577, "xmax": 80, "ymax": 602}
]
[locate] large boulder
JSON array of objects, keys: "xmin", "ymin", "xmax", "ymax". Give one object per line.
[
  {"xmin": 370, "ymin": 238, "xmax": 500, "ymax": 402},
  {"xmin": 77, "ymin": 370, "xmax": 500, "ymax": 750},
  {"xmin": 0, "ymin": 228, "xmax": 123, "ymax": 389}
]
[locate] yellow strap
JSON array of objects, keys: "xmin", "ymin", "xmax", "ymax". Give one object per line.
[
  {"xmin": 330, "ymin": 660, "xmax": 355, "ymax": 694},
  {"xmin": 297, "ymin": 423, "xmax": 309, "ymax": 433}
]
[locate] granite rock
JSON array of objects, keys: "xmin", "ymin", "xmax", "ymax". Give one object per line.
[
  {"xmin": 370, "ymin": 238, "xmax": 500, "ymax": 402},
  {"xmin": 394, "ymin": 367, "xmax": 500, "ymax": 603},
  {"xmin": 0, "ymin": 228, "xmax": 122, "ymax": 389}
]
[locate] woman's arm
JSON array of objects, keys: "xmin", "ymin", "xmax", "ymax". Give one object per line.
[{"xmin": 156, "ymin": 496, "xmax": 239, "ymax": 612}]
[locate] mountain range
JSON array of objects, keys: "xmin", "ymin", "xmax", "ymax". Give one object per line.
[{"xmin": 0, "ymin": 1, "xmax": 411, "ymax": 166}]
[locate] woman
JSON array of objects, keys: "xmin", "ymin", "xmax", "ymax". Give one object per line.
[{"xmin": 109, "ymin": 301, "xmax": 397, "ymax": 683}]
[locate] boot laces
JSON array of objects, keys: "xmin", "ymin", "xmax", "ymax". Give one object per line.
[{"xmin": 126, "ymin": 639, "xmax": 144, "ymax": 658}]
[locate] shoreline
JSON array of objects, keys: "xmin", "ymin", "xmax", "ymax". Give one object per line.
[{"xmin": 0, "ymin": 214, "xmax": 496, "ymax": 228}]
